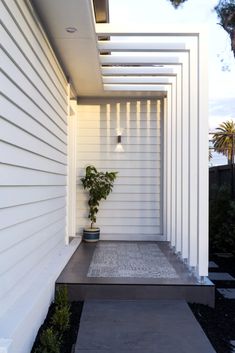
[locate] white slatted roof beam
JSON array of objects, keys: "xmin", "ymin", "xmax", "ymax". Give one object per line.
[
  {"xmin": 98, "ymin": 41, "xmax": 187, "ymax": 52},
  {"xmin": 100, "ymin": 55, "xmax": 181, "ymax": 65},
  {"xmin": 101, "ymin": 66, "xmax": 177, "ymax": 76},
  {"xmin": 103, "ymin": 84, "xmax": 168, "ymax": 91},
  {"xmin": 102, "ymin": 76, "xmax": 171, "ymax": 84}
]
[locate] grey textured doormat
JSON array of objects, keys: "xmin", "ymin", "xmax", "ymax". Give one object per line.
[{"xmin": 87, "ymin": 242, "xmax": 179, "ymax": 278}]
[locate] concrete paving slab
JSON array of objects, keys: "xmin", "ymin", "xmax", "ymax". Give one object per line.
[
  {"xmin": 75, "ymin": 300, "xmax": 216, "ymax": 353},
  {"xmin": 209, "ymin": 272, "xmax": 235, "ymax": 281},
  {"xmin": 217, "ymin": 288, "xmax": 235, "ymax": 299},
  {"xmin": 231, "ymin": 340, "xmax": 235, "ymax": 352},
  {"xmin": 209, "ymin": 261, "xmax": 219, "ymax": 268}
]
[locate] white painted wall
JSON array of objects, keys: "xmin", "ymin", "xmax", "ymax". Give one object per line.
[
  {"xmin": 0, "ymin": 1, "xmax": 80, "ymax": 352},
  {"xmin": 76, "ymin": 98, "xmax": 164, "ymax": 241}
]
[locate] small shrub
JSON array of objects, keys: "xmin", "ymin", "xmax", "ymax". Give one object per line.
[
  {"xmin": 51, "ymin": 305, "xmax": 71, "ymax": 333},
  {"xmin": 54, "ymin": 285, "xmax": 70, "ymax": 309},
  {"xmin": 34, "ymin": 328, "xmax": 60, "ymax": 353}
]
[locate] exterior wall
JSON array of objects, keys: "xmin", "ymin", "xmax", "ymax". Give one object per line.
[
  {"xmin": 76, "ymin": 98, "xmax": 164, "ymax": 241},
  {"xmin": 0, "ymin": 1, "xmax": 80, "ymax": 352}
]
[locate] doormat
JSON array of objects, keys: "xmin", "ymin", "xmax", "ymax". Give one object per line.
[{"xmin": 87, "ymin": 242, "xmax": 179, "ymax": 278}]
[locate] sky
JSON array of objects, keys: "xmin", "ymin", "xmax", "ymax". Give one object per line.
[{"xmin": 109, "ymin": 0, "xmax": 235, "ymax": 165}]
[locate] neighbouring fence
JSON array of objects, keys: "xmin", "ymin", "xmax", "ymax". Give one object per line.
[{"xmin": 209, "ymin": 165, "xmax": 235, "ymax": 200}]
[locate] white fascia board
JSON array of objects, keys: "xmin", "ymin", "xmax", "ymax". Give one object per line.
[
  {"xmin": 98, "ymin": 41, "xmax": 187, "ymax": 52},
  {"xmin": 101, "ymin": 66, "xmax": 177, "ymax": 76},
  {"xmin": 96, "ymin": 23, "xmax": 206, "ymax": 36},
  {"xmin": 102, "ymin": 76, "xmax": 172, "ymax": 84},
  {"xmin": 103, "ymin": 84, "xmax": 169, "ymax": 91}
]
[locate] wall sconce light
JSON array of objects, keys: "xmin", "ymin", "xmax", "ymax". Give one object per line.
[{"xmin": 115, "ymin": 133, "xmax": 124, "ymax": 152}]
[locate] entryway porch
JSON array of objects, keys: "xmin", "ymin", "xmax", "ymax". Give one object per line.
[{"xmin": 56, "ymin": 241, "xmax": 214, "ymax": 306}]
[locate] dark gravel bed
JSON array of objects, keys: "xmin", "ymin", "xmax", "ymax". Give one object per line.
[{"xmin": 189, "ymin": 254, "xmax": 235, "ymax": 353}]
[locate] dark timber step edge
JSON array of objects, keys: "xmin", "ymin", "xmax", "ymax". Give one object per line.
[{"xmin": 56, "ymin": 283, "xmax": 215, "ymax": 307}]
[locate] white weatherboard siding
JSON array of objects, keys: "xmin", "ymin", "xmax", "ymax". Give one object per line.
[
  {"xmin": 76, "ymin": 98, "xmax": 164, "ymax": 241},
  {"xmin": 0, "ymin": 1, "xmax": 80, "ymax": 353}
]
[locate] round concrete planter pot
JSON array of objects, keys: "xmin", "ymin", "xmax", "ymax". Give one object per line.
[{"xmin": 83, "ymin": 227, "xmax": 100, "ymax": 242}]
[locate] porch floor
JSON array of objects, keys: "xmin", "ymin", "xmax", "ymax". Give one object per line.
[{"xmin": 56, "ymin": 241, "xmax": 214, "ymax": 306}]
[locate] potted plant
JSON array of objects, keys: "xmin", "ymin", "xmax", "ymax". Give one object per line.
[{"xmin": 80, "ymin": 165, "xmax": 118, "ymax": 242}]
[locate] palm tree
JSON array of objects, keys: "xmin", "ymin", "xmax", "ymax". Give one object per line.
[{"xmin": 212, "ymin": 120, "xmax": 235, "ymax": 164}]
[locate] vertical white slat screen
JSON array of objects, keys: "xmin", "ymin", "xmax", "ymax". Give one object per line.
[{"xmin": 76, "ymin": 98, "xmax": 164, "ymax": 241}]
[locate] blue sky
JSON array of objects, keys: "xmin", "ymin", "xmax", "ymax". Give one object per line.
[{"xmin": 109, "ymin": 0, "xmax": 235, "ymax": 165}]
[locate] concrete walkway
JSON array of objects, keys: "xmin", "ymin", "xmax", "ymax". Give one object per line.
[{"xmin": 75, "ymin": 300, "xmax": 216, "ymax": 353}]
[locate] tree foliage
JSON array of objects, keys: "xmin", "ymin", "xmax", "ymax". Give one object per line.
[
  {"xmin": 81, "ymin": 165, "xmax": 118, "ymax": 228},
  {"xmin": 212, "ymin": 120, "xmax": 235, "ymax": 164},
  {"xmin": 168, "ymin": 0, "xmax": 188, "ymax": 8},
  {"xmin": 215, "ymin": 0, "xmax": 235, "ymax": 57},
  {"xmin": 209, "ymin": 184, "xmax": 235, "ymax": 253}
]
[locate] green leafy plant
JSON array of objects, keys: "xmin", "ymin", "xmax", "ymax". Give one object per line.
[
  {"xmin": 34, "ymin": 328, "xmax": 60, "ymax": 353},
  {"xmin": 215, "ymin": 0, "xmax": 235, "ymax": 57},
  {"xmin": 209, "ymin": 184, "xmax": 235, "ymax": 253},
  {"xmin": 53, "ymin": 286, "xmax": 71, "ymax": 334},
  {"xmin": 54, "ymin": 285, "xmax": 69, "ymax": 309},
  {"xmin": 51, "ymin": 306, "xmax": 70, "ymax": 333},
  {"xmin": 81, "ymin": 165, "xmax": 118, "ymax": 228},
  {"xmin": 33, "ymin": 286, "xmax": 71, "ymax": 353}
]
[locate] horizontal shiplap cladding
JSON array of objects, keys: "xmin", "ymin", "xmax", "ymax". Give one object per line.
[
  {"xmin": 78, "ymin": 120, "xmax": 160, "ymax": 128},
  {"xmin": 0, "ymin": 226, "xmax": 65, "ymax": 300},
  {"xmin": 77, "ymin": 193, "xmax": 160, "ymax": 203},
  {"xmin": 0, "ymin": 208, "xmax": 66, "ymax": 253},
  {"xmin": 77, "ymin": 129, "xmax": 161, "ymax": 138},
  {"xmin": 0, "ymin": 0, "xmax": 67, "ymax": 104},
  {"xmin": 77, "ymin": 200, "xmax": 160, "ymax": 211},
  {"xmin": 77, "ymin": 217, "xmax": 160, "ymax": 227},
  {"xmin": 77, "ymin": 226, "xmax": 161, "ymax": 235},
  {"xmin": 77, "ymin": 160, "xmax": 160, "ymax": 169},
  {"xmin": 78, "ymin": 184, "xmax": 161, "ymax": 194},
  {"xmin": 77, "ymin": 176, "xmax": 160, "ymax": 185},
  {"xmin": 0, "ymin": 164, "xmax": 66, "ymax": 186},
  {"xmin": 1, "ymin": 23, "xmax": 67, "ymax": 114},
  {"xmin": 76, "ymin": 98, "xmax": 162, "ymax": 239},
  {"xmin": 77, "ymin": 152, "xmax": 160, "ymax": 161},
  {"xmin": 77, "ymin": 136, "xmax": 160, "ymax": 145},
  {"xmin": 0, "ymin": 117, "xmax": 67, "ymax": 164},
  {"xmin": 0, "ymin": 95, "xmax": 67, "ymax": 153},
  {"xmin": 78, "ymin": 168, "xmax": 161, "ymax": 178},
  {"xmin": 0, "ymin": 0, "xmax": 68, "ymax": 304},
  {"xmin": 77, "ymin": 209, "xmax": 161, "ymax": 219},
  {"xmin": 0, "ymin": 186, "xmax": 66, "ymax": 209},
  {"xmin": 0, "ymin": 141, "xmax": 67, "ymax": 174},
  {"xmin": 77, "ymin": 98, "xmax": 162, "ymax": 113}
]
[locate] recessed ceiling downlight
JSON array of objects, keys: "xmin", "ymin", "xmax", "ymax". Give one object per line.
[{"xmin": 66, "ymin": 27, "xmax": 77, "ymax": 33}]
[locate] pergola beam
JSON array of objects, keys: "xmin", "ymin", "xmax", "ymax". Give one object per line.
[
  {"xmin": 98, "ymin": 41, "xmax": 187, "ymax": 52},
  {"xmin": 96, "ymin": 23, "xmax": 202, "ymax": 36},
  {"xmin": 102, "ymin": 76, "xmax": 172, "ymax": 84},
  {"xmin": 103, "ymin": 84, "xmax": 168, "ymax": 91},
  {"xmin": 100, "ymin": 55, "xmax": 181, "ymax": 65},
  {"xmin": 101, "ymin": 66, "xmax": 177, "ymax": 76}
]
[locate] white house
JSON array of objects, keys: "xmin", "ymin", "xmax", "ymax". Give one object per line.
[{"xmin": 0, "ymin": 0, "xmax": 209, "ymax": 352}]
